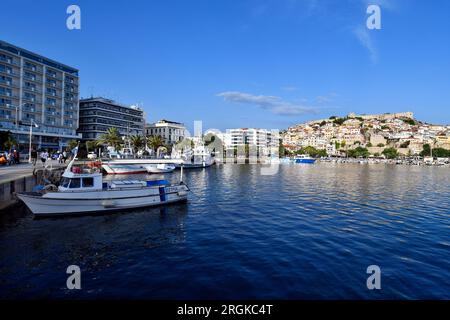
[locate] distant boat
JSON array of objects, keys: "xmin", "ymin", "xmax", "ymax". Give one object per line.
[
  {"xmin": 102, "ymin": 164, "xmax": 147, "ymax": 174},
  {"xmin": 294, "ymin": 155, "xmax": 316, "ymax": 164},
  {"xmin": 146, "ymin": 163, "xmax": 176, "ymax": 174}
]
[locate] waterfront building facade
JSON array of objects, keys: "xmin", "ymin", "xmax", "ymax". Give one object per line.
[
  {"xmin": 225, "ymin": 128, "xmax": 278, "ymax": 156},
  {"xmin": 77, "ymin": 97, "xmax": 144, "ymax": 140},
  {"xmin": 0, "ymin": 40, "xmax": 81, "ymax": 152},
  {"xmin": 145, "ymin": 119, "xmax": 186, "ymax": 145}
]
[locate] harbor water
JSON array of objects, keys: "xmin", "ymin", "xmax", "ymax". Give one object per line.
[{"xmin": 0, "ymin": 163, "xmax": 449, "ymax": 299}]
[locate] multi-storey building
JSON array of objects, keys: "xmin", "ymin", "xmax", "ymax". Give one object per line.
[
  {"xmin": 0, "ymin": 40, "xmax": 81, "ymax": 152},
  {"xmin": 77, "ymin": 97, "xmax": 144, "ymax": 140},
  {"xmin": 225, "ymin": 128, "xmax": 278, "ymax": 156},
  {"xmin": 145, "ymin": 119, "xmax": 187, "ymax": 145}
]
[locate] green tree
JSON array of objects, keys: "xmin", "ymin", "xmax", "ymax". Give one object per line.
[
  {"xmin": 3, "ymin": 135, "xmax": 17, "ymax": 151},
  {"xmin": 382, "ymin": 147, "xmax": 399, "ymax": 159},
  {"xmin": 377, "ymin": 143, "xmax": 385, "ymax": 147},
  {"xmin": 400, "ymin": 141, "xmax": 410, "ymax": 148},
  {"xmin": 129, "ymin": 135, "xmax": 145, "ymax": 154},
  {"xmin": 0, "ymin": 131, "xmax": 17, "ymax": 151},
  {"xmin": 366, "ymin": 142, "xmax": 373, "ymax": 147},
  {"xmin": 147, "ymin": 135, "xmax": 164, "ymax": 152},
  {"xmin": 279, "ymin": 140, "xmax": 286, "ymax": 157},
  {"xmin": 348, "ymin": 147, "xmax": 370, "ymax": 158},
  {"xmin": 97, "ymin": 128, "xmax": 123, "ymax": 150},
  {"xmin": 420, "ymin": 144, "xmax": 431, "ymax": 156},
  {"xmin": 67, "ymin": 139, "xmax": 79, "ymax": 151},
  {"xmin": 333, "ymin": 117, "xmax": 346, "ymax": 125},
  {"xmin": 86, "ymin": 140, "xmax": 98, "ymax": 153}
]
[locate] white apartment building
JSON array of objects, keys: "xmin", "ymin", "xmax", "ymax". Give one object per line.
[
  {"xmin": 145, "ymin": 119, "xmax": 187, "ymax": 145},
  {"xmin": 226, "ymin": 128, "xmax": 278, "ymax": 156}
]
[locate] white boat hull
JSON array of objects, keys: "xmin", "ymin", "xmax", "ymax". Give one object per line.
[
  {"xmin": 145, "ymin": 164, "xmax": 176, "ymax": 174},
  {"xmin": 102, "ymin": 164, "xmax": 147, "ymax": 174},
  {"xmin": 16, "ymin": 184, "xmax": 189, "ymax": 216}
]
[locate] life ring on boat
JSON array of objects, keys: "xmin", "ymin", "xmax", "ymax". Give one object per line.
[{"xmin": 43, "ymin": 184, "xmax": 58, "ymax": 192}]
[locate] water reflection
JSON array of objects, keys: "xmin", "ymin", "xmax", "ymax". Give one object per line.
[{"xmin": 0, "ymin": 164, "xmax": 449, "ymax": 299}]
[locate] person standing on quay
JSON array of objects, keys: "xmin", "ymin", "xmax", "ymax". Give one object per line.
[
  {"xmin": 62, "ymin": 150, "xmax": 68, "ymax": 164},
  {"xmin": 30, "ymin": 148, "xmax": 37, "ymax": 166},
  {"xmin": 12, "ymin": 149, "xmax": 20, "ymax": 164},
  {"xmin": 40, "ymin": 150, "xmax": 49, "ymax": 167}
]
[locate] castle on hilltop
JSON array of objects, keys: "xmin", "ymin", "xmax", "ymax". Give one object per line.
[{"xmin": 347, "ymin": 112, "xmax": 414, "ymax": 121}]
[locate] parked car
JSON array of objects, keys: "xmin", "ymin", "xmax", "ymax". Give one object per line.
[{"xmin": 0, "ymin": 151, "xmax": 7, "ymax": 165}]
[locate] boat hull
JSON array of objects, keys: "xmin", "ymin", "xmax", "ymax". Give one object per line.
[
  {"xmin": 102, "ymin": 164, "xmax": 147, "ymax": 174},
  {"xmin": 145, "ymin": 164, "xmax": 176, "ymax": 173},
  {"xmin": 16, "ymin": 184, "xmax": 189, "ymax": 216},
  {"xmin": 295, "ymin": 159, "xmax": 316, "ymax": 164}
]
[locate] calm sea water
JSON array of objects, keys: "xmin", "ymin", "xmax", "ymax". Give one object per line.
[{"xmin": 0, "ymin": 163, "xmax": 449, "ymax": 299}]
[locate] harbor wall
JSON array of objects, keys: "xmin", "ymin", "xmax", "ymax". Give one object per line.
[{"xmin": 0, "ymin": 168, "xmax": 64, "ymax": 212}]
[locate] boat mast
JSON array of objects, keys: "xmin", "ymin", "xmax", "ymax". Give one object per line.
[{"xmin": 66, "ymin": 142, "xmax": 79, "ymax": 173}]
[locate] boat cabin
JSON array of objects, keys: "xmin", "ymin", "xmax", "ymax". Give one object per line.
[{"xmin": 58, "ymin": 171, "xmax": 103, "ymax": 192}]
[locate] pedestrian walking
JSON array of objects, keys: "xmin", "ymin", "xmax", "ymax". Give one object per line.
[
  {"xmin": 31, "ymin": 148, "xmax": 37, "ymax": 166},
  {"xmin": 40, "ymin": 150, "xmax": 49, "ymax": 167}
]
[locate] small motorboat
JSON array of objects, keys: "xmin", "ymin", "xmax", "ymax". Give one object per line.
[
  {"xmin": 16, "ymin": 152, "xmax": 189, "ymax": 216},
  {"xmin": 146, "ymin": 163, "xmax": 176, "ymax": 174},
  {"xmin": 294, "ymin": 154, "xmax": 316, "ymax": 164},
  {"xmin": 102, "ymin": 164, "xmax": 147, "ymax": 174}
]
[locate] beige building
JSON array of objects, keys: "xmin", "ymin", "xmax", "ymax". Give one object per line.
[{"xmin": 145, "ymin": 119, "xmax": 187, "ymax": 145}]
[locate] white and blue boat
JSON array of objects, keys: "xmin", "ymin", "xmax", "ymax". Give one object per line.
[
  {"xmin": 16, "ymin": 152, "xmax": 189, "ymax": 216},
  {"xmin": 294, "ymin": 155, "xmax": 316, "ymax": 164}
]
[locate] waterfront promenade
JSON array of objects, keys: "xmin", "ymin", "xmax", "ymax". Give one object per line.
[
  {"xmin": 0, "ymin": 162, "xmax": 66, "ymax": 183},
  {"xmin": 0, "ymin": 161, "xmax": 67, "ymax": 210}
]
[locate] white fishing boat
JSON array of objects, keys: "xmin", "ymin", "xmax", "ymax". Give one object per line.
[
  {"xmin": 101, "ymin": 164, "xmax": 147, "ymax": 174},
  {"xmin": 145, "ymin": 163, "xmax": 176, "ymax": 173},
  {"xmin": 16, "ymin": 151, "xmax": 189, "ymax": 216}
]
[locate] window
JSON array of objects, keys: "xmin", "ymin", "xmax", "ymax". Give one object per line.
[
  {"xmin": 82, "ymin": 177, "xmax": 94, "ymax": 188},
  {"xmin": 60, "ymin": 177, "xmax": 70, "ymax": 188},
  {"xmin": 69, "ymin": 178, "xmax": 81, "ymax": 188}
]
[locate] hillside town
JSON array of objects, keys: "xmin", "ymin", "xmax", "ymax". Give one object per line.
[{"xmin": 281, "ymin": 112, "xmax": 450, "ymax": 158}]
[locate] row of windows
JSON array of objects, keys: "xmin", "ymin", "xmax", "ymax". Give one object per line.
[
  {"xmin": 147, "ymin": 127, "xmax": 184, "ymax": 135},
  {"xmin": 81, "ymin": 102, "xmax": 143, "ymax": 117},
  {"xmin": 79, "ymin": 110, "xmax": 143, "ymax": 123},
  {"xmin": 60, "ymin": 177, "xmax": 94, "ymax": 189}
]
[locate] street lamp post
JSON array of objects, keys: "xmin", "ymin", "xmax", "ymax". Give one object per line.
[{"xmin": 28, "ymin": 119, "xmax": 39, "ymax": 164}]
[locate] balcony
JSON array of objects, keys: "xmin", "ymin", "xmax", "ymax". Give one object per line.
[
  {"xmin": 23, "ymin": 96, "xmax": 41, "ymax": 103},
  {"xmin": 22, "ymin": 106, "xmax": 41, "ymax": 113},
  {"xmin": 23, "ymin": 74, "xmax": 42, "ymax": 83},
  {"xmin": 0, "ymin": 56, "xmax": 19, "ymax": 66},
  {"xmin": 23, "ymin": 86, "xmax": 41, "ymax": 94}
]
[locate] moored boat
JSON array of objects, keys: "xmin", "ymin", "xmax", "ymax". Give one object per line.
[
  {"xmin": 102, "ymin": 164, "xmax": 147, "ymax": 174},
  {"xmin": 294, "ymin": 155, "xmax": 316, "ymax": 164},
  {"xmin": 146, "ymin": 163, "xmax": 176, "ymax": 173},
  {"xmin": 16, "ymin": 151, "xmax": 189, "ymax": 216}
]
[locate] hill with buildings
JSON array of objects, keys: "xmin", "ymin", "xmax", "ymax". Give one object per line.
[{"xmin": 282, "ymin": 112, "xmax": 450, "ymax": 157}]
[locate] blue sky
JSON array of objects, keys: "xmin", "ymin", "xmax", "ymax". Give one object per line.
[{"xmin": 1, "ymin": 0, "xmax": 449, "ymax": 131}]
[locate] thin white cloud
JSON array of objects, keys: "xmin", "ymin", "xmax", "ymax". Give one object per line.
[
  {"xmin": 216, "ymin": 91, "xmax": 319, "ymax": 116},
  {"xmin": 353, "ymin": 25, "xmax": 377, "ymax": 63},
  {"xmin": 281, "ymin": 86, "xmax": 299, "ymax": 92},
  {"xmin": 316, "ymin": 95, "xmax": 331, "ymax": 103}
]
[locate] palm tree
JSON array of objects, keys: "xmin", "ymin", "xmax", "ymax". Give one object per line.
[
  {"xmin": 67, "ymin": 139, "xmax": 79, "ymax": 151},
  {"xmin": 97, "ymin": 127, "xmax": 123, "ymax": 150},
  {"xmin": 4, "ymin": 135, "xmax": 18, "ymax": 152},
  {"xmin": 86, "ymin": 140, "xmax": 98, "ymax": 153},
  {"xmin": 147, "ymin": 135, "xmax": 164, "ymax": 153},
  {"xmin": 129, "ymin": 135, "xmax": 145, "ymax": 154}
]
